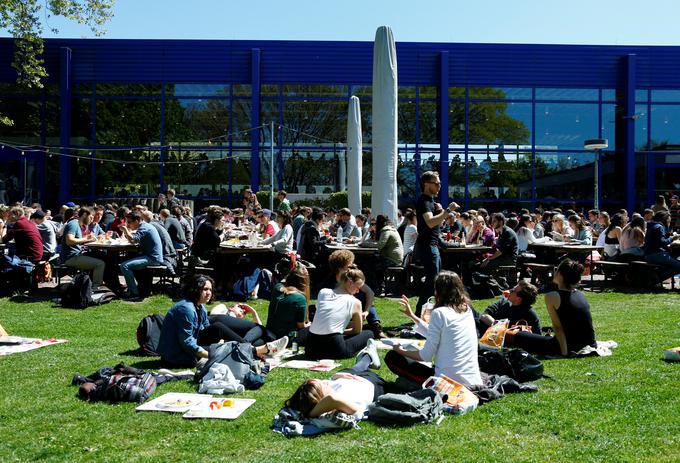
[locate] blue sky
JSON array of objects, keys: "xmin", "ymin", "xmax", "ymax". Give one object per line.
[{"xmin": 11, "ymin": 0, "xmax": 680, "ymax": 45}]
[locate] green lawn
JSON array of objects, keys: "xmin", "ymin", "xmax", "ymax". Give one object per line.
[{"xmin": 1, "ymin": 291, "xmax": 679, "ymax": 463}]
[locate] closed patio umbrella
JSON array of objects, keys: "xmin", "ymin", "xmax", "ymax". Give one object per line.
[{"xmin": 347, "ymin": 95, "xmax": 363, "ymax": 215}]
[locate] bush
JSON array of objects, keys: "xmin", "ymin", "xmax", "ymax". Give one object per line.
[{"xmin": 324, "ymin": 191, "xmax": 371, "ymax": 210}]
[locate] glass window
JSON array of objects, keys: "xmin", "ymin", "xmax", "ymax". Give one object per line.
[
  {"xmin": 74, "ymin": 83, "xmax": 94, "ymax": 96},
  {"xmin": 419, "ymin": 100, "xmax": 438, "ymax": 144},
  {"xmin": 95, "ymin": 99, "xmax": 161, "ymax": 145},
  {"xmin": 534, "ymin": 152, "xmax": 595, "ymax": 201},
  {"xmin": 165, "ymin": 98, "xmax": 229, "ymax": 145},
  {"xmin": 231, "ymin": 98, "xmax": 252, "ymax": 144},
  {"xmin": 602, "ymin": 89, "xmax": 616, "ymax": 102},
  {"xmin": 260, "ymin": 85, "xmax": 280, "ymax": 97},
  {"xmin": 465, "ymin": 150, "xmax": 532, "ymax": 199},
  {"xmin": 635, "ymin": 90, "xmax": 649, "ymax": 103},
  {"xmin": 635, "ymin": 104, "xmax": 649, "ymax": 150},
  {"xmin": 281, "ymin": 100, "xmax": 346, "ymax": 143},
  {"xmin": 535, "ymin": 88, "xmax": 599, "ymax": 101},
  {"xmin": 447, "ymin": 87, "xmax": 464, "ymax": 99},
  {"xmin": 93, "ymin": 149, "xmax": 162, "ymax": 198},
  {"xmin": 283, "ymin": 84, "xmax": 347, "ymax": 97},
  {"xmin": 650, "ymin": 104, "xmax": 680, "ymax": 147},
  {"xmin": 468, "ymin": 102, "xmax": 531, "ymax": 146},
  {"xmin": 350, "ymin": 86, "xmax": 371, "ymax": 98},
  {"xmin": 446, "ymin": 102, "xmax": 465, "ymax": 145},
  {"xmin": 163, "ymin": 149, "xmax": 226, "ymax": 198},
  {"xmin": 0, "ymin": 99, "xmax": 41, "ymax": 144},
  {"xmin": 95, "ymin": 83, "xmax": 162, "ymax": 96},
  {"xmin": 397, "ymin": 146, "xmax": 418, "ymax": 200},
  {"xmin": 602, "ymin": 104, "xmax": 616, "ymax": 150},
  {"xmin": 232, "ymin": 85, "xmax": 251, "ymax": 97},
  {"xmin": 469, "ymin": 87, "xmax": 531, "ymax": 100},
  {"xmin": 275, "ymin": 148, "xmax": 339, "ymax": 195},
  {"xmin": 419, "ymin": 86, "xmax": 438, "ymax": 99},
  {"xmin": 165, "ymin": 84, "xmax": 230, "ymax": 97},
  {"xmin": 651, "ymin": 90, "xmax": 680, "ymax": 102},
  {"xmin": 70, "ymin": 155, "xmax": 93, "ymax": 199},
  {"xmin": 0, "ymin": 83, "xmax": 42, "ymax": 96},
  {"xmin": 279, "ymin": 149, "xmax": 319, "ymax": 194},
  {"xmin": 71, "ymin": 99, "xmax": 92, "ymax": 145},
  {"xmin": 399, "ymin": 86, "xmax": 417, "ymax": 98},
  {"xmin": 44, "ymin": 99, "xmax": 60, "ymax": 146},
  {"xmin": 398, "ymin": 99, "xmax": 416, "ymax": 144},
  {"xmin": 535, "ymin": 103, "xmax": 598, "ymax": 150},
  {"xmin": 445, "ymin": 150, "xmax": 466, "ymax": 199}
]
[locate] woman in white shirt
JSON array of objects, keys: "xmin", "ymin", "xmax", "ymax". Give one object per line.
[
  {"xmin": 401, "ymin": 210, "xmax": 418, "ymax": 260},
  {"xmin": 305, "ymin": 268, "xmax": 374, "ymax": 359},
  {"xmin": 261, "ymin": 211, "xmax": 294, "ymax": 254},
  {"xmin": 516, "ymin": 214, "xmax": 550, "ymax": 253},
  {"xmin": 550, "ymin": 214, "xmax": 574, "ymax": 242},
  {"xmin": 385, "ymin": 271, "xmax": 482, "ymax": 388}
]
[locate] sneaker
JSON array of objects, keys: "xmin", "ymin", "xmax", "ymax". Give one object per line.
[
  {"xmin": 266, "ymin": 336, "xmax": 289, "ymax": 356},
  {"xmin": 357, "ymin": 338, "xmax": 381, "ymax": 370}
]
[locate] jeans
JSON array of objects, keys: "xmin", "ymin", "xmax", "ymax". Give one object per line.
[
  {"xmin": 65, "ymin": 254, "xmax": 105, "ymax": 287},
  {"xmin": 385, "ymin": 350, "xmax": 434, "ymax": 385},
  {"xmin": 645, "ymin": 251, "xmax": 680, "ymax": 282},
  {"xmin": 415, "ymin": 242, "xmax": 441, "ymax": 317},
  {"xmin": 119, "ymin": 255, "xmax": 161, "ymax": 296}
]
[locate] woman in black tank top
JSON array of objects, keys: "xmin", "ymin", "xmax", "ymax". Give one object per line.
[{"xmin": 509, "ymin": 259, "xmax": 596, "ymax": 356}]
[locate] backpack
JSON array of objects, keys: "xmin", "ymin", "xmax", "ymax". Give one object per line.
[
  {"xmin": 105, "ymin": 371, "xmax": 157, "ymax": 403},
  {"xmin": 257, "ymin": 268, "xmax": 273, "ymax": 300},
  {"xmin": 136, "ymin": 314, "xmax": 165, "ymax": 356},
  {"xmin": 467, "ymin": 272, "xmax": 504, "ymax": 300},
  {"xmin": 368, "ymin": 389, "xmax": 445, "ymax": 426},
  {"xmin": 61, "ymin": 273, "xmax": 94, "ymax": 309},
  {"xmin": 478, "ymin": 348, "xmax": 544, "ymax": 382}
]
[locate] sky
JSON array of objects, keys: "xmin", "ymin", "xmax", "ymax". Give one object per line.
[{"xmin": 8, "ymin": 0, "xmax": 680, "ymax": 46}]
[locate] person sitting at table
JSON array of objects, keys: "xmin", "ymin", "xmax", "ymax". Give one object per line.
[
  {"xmin": 256, "ymin": 208, "xmax": 279, "ymax": 238},
  {"xmin": 318, "ymin": 250, "xmax": 385, "ymax": 339},
  {"xmin": 262, "ymin": 210, "xmax": 294, "ymax": 260},
  {"xmin": 2, "ymin": 206, "xmax": 43, "ymax": 264},
  {"xmin": 170, "ymin": 205, "xmax": 193, "ymax": 248},
  {"xmin": 158, "ymin": 274, "xmax": 288, "ymax": 368},
  {"xmin": 191, "ymin": 207, "xmax": 225, "ymax": 267},
  {"xmin": 30, "ymin": 210, "xmax": 57, "ymax": 261},
  {"xmin": 566, "ymin": 215, "xmax": 593, "ymax": 246},
  {"xmin": 618, "ymin": 215, "xmax": 646, "ymax": 261},
  {"xmin": 517, "ymin": 213, "xmax": 551, "ymax": 255},
  {"xmin": 385, "ymin": 271, "xmax": 482, "ymax": 388},
  {"xmin": 143, "ymin": 210, "xmax": 177, "ymax": 275},
  {"xmin": 550, "ymin": 214, "xmax": 573, "ymax": 242},
  {"xmin": 107, "ymin": 206, "xmax": 129, "ymax": 236},
  {"xmin": 401, "ymin": 210, "xmax": 418, "ymax": 262},
  {"xmin": 297, "ymin": 207, "xmax": 329, "ymax": 268},
  {"xmin": 507, "ymin": 259, "xmax": 596, "ymax": 356},
  {"xmin": 361, "ymin": 214, "xmax": 404, "ymax": 295},
  {"xmin": 602, "ymin": 213, "xmax": 624, "ymax": 260},
  {"xmin": 118, "ymin": 211, "xmax": 164, "ymax": 300},
  {"xmin": 464, "ymin": 214, "xmax": 495, "ymax": 248},
  {"xmin": 478, "ymin": 280, "xmax": 541, "ymax": 336},
  {"xmin": 334, "ymin": 208, "xmax": 359, "ymax": 239},
  {"xmin": 265, "ymin": 261, "xmax": 311, "ymax": 341},
  {"xmin": 87, "ymin": 206, "xmax": 106, "ymax": 237},
  {"xmin": 60, "ymin": 207, "xmax": 106, "ymax": 289},
  {"xmin": 159, "ymin": 208, "xmax": 188, "ymax": 250},
  {"xmin": 480, "ymin": 213, "xmax": 518, "ymax": 272},
  {"xmin": 242, "ymin": 188, "xmax": 261, "ymax": 215},
  {"xmin": 305, "ymin": 268, "xmax": 374, "ymax": 360},
  {"xmin": 354, "ymin": 214, "xmax": 370, "ymax": 240},
  {"xmin": 644, "ymin": 210, "xmax": 680, "ymax": 284}
]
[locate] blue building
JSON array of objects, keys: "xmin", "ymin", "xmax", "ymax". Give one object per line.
[{"xmin": 1, "ymin": 38, "xmax": 679, "ymax": 212}]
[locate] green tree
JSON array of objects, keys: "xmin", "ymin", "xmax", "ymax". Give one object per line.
[{"xmin": 0, "ymin": 0, "xmax": 114, "ymax": 124}]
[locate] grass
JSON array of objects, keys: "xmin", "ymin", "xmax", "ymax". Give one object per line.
[{"xmin": 1, "ymin": 290, "xmax": 680, "ymax": 463}]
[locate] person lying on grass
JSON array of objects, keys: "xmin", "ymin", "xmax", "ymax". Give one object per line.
[
  {"xmin": 506, "ymin": 259, "xmax": 596, "ymax": 356},
  {"xmin": 157, "ymin": 274, "xmax": 288, "ymax": 368},
  {"xmin": 285, "ymin": 339, "xmax": 382, "ymax": 419}
]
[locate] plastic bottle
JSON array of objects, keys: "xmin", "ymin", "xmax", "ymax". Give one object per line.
[
  {"xmin": 336, "ymin": 226, "xmax": 343, "ymax": 243},
  {"xmin": 289, "ymin": 330, "xmax": 298, "ymax": 354}
]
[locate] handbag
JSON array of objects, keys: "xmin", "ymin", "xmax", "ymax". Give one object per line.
[{"xmin": 479, "ymin": 319, "xmax": 509, "ymax": 350}]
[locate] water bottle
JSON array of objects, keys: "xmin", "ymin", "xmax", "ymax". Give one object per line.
[
  {"xmin": 336, "ymin": 226, "xmax": 343, "ymax": 243},
  {"xmin": 289, "ymin": 331, "xmax": 298, "ymax": 354}
]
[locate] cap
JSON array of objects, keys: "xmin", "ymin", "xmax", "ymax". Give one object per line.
[
  {"xmin": 30, "ymin": 210, "xmax": 45, "ymax": 219},
  {"xmin": 261, "ymin": 209, "xmax": 272, "ymax": 218},
  {"xmin": 65, "ymin": 201, "xmax": 76, "ymax": 208}
]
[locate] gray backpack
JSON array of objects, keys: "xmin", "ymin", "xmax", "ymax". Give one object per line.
[{"xmin": 368, "ymin": 389, "xmax": 445, "ymax": 426}]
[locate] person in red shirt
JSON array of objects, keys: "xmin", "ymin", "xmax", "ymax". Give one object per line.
[
  {"xmin": 108, "ymin": 206, "xmax": 129, "ymax": 236},
  {"xmin": 3, "ymin": 206, "xmax": 43, "ymax": 263},
  {"xmin": 257, "ymin": 209, "xmax": 278, "ymax": 238}
]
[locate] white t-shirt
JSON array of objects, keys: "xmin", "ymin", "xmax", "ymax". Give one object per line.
[
  {"xmin": 402, "ymin": 223, "xmax": 418, "ymax": 255},
  {"xmin": 310, "ymin": 289, "xmax": 356, "ymax": 335},
  {"xmin": 419, "ymin": 305, "xmax": 482, "ymax": 388},
  {"xmin": 327, "ymin": 375, "xmax": 374, "ymax": 419}
]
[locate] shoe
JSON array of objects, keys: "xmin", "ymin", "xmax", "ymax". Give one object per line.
[
  {"xmin": 120, "ymin": 292, "xmax": 143, "ymax": 302},
  {"xmin": 369, "ymin": 321, "xmax": 388, "ymax": 340},
  {"xmin": 266, "ymin": 336, "xmax": 289, "ymax": 356},
  {"xmin": 71, "ymin": 374, "xmax": 87, "ymax": 385},
  {"xmin": 357, "ymin": 338, "xmax": 381, "ymax": 370}
]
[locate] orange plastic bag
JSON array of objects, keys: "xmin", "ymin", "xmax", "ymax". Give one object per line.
[
  {"xmin": 479, "ymin": 319, "xmax": 509, "ymax": 349},
  {"xmin": 423, "ymin": 374, "xmax": 478, "ymax": 414}
]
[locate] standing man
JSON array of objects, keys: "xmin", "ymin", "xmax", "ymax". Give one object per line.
[
  {"xmin": 414, "ymin": 171, "xmax": 459, "ymax": 316},
  {"xmin": 119, "ymin": 211, "xmax": 163, "ymax": 300}
]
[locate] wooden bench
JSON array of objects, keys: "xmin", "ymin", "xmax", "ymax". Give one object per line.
[
  {"xmin": 629, "ymin": 261, "xmax": 674, "ymax": 290},
  {"xmin": 523, "ymin": 263, "xmax": 554, "ymax": 287},
  {"xmin": 596, "ymin": 261, "xmax": 629, "ymax": 287}
]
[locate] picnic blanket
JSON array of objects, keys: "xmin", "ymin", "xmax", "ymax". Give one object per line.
[{"xmin": 0, "ymin": 336, "xmax": 67, "ymax": 356}]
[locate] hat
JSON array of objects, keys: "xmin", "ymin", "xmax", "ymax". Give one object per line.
[
  {"xmin": 65, "ymin": 201, "xmax": 76, "ymax": 208},
  {"xmin": 30, "ymin": 210, "xmax": 45, "ymax": 219},
  {"xmin": 261, "ymin": 209, "xmax": 272, "ymax": 218}
]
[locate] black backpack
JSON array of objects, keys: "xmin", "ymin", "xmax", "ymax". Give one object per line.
[
  {"xmin": 368, "ymin": 389, "xmax": 445, "ymax": 426},
  {"xmin": 136, "ymin": 314, "xmax": 165, "ymax": 356},
  {"xmin": 478, "ymin": 348, "xmax": 545, "ymax": 382},
  {"xmin": 61, "ymin": 273, "xmax": 94, "ymax": 309}
]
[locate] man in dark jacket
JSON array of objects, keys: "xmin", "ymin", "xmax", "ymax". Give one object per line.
[
  {"xmin": 481, "ymin": 213, "xmax": 518, "ymax": 272},
  {"xmin": 298, "ymin": 207, "xmax": 329, "ymax": 270},
  {"xmin": 478, "ymin": 280, "xmax": 541, "ymax": 336}
]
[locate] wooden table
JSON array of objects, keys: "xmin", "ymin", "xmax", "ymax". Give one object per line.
[
  {"xmin": 86, "ymin": 241, "xmax": 139, "ymax": 254},
  {"xmin": 529, "ymin": 242, "xmax": 603, "ymax": 284},
  {"xmin": 325, "ymin": 243, "xmax": 379, "ymax": 256},
  {"xmin": 217, "ymin": 243, "xmax": 272, "ymax": 255},
  {"xmin": 440, "ymin": 244, "xmax": 492, "ymax": 254}
]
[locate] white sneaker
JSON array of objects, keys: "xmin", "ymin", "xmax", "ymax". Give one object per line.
[
  {"xmin": 266, "ymin": 336, "xmax": 289, "ymax": 356},
  {"xmin": 357, "ymin": 338, "xmax": 381, "ymax": 370}
]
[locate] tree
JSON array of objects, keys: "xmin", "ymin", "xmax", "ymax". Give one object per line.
[{"xmin": 0, "ymin": 0, "xmax": 114, "ymax": 124}]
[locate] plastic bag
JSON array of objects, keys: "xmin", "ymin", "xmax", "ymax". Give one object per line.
[
  {"xmin": 480, "ymin": 319, "xmax": 509, "ymax": 350},
  {"xmin": 423, "ymin": 375, "xmax": 478, "ymax": 415}
]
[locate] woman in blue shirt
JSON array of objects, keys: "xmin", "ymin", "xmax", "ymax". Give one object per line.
[{"xmin": 158, "ymin": 274, "xmax": 288, "ymax": 368}]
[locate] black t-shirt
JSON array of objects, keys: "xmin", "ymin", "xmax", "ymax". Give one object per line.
[
  {"xmin": 496, "ymin": 225, "xmax": 519, "ymax": 260},
  {"xmin": 555, "ymin": 289, "xmax": 596, "ymax": 352},
  {"xmin": 416, "ymin": 193, "xmax": 439, "ymax": 245},
  {"xmin": 482, "ymin": 298, "xmax": 541, "ymax": 334}
]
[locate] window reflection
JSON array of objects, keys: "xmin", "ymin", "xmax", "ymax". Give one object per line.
[
  {"xmin": 536, "ymin": 88, "xmax": 599, "ymax": 101},
  {"xmin": 650, "ymin": 104, "xmax": 680, "ymax": 146},
  {"xmin": 95, "ymin": 100, "xmax": 161, "ymax": 145},
  {"xmin": 468, "ymin": 102, "xmax": 531, "ymax": 146},
  {"xmin": 165, "ymin": 99, "xmax": 229, "ymax": 144},
  {"xmin": 535, "ymin": 103, "xmax": 598, "ymax": 150},
  {"xmin": 533, "ymin": 152, "xmax": 595, "ymax": 201}
]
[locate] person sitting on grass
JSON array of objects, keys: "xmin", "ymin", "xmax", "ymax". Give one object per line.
[
  {"xmin": 507, "ymin": 259, "xmax": 596, "ymax": 356},
  {"xmin": 385, "ymin": 271, "xmax": 482, "ymax": 389},
  {"xmin": 285, "ymin": 338, "xmax": 383, "ymax": 419},
  {"xmin": 305, "ymin": 268, "xmax": 374, "ymax": 360},
  {"xmin": 157, "ymin": 274, "xmax": 288, "ymax": 368},
  {"xmin": 265, "ymin": 261, "xmax": 311, "ymax": 341},
  {"xmin": 478, "ymin": 280, "xmax": 541, "ymax": 336}
]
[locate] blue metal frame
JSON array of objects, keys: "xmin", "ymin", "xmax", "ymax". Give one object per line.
[
  {"xmin": 438, "ymin": 51, "xmax": 449, "ymax": 206},
  {"xmin": 250, "ymin": 48, "xmax": 260, "ymax": 192},
  {"xmin": 58, "ymin": 47, "xmax": 72, "ymax": 206}
]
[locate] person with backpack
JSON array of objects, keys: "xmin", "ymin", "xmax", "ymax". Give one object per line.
[
  {"xmin": 385, "ymin": 271, "xmax": 482, "ymax": 389},
  {"xmin": 157, "ymin": 274, "xmax": 288, "ymax": 368}
]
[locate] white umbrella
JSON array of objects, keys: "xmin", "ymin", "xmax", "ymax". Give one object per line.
[
  {"xmin": 347, "ymin": 95, "xmax": 363, "ymax": 215},
  {"xmin": 371, "ymin": 25, "xmax": 398, "ymax": 222}
]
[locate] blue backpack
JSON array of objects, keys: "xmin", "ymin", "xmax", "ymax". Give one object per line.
[{"xmin": 232, "ymin": 267, "xmax": 273, "ymax": 301}]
